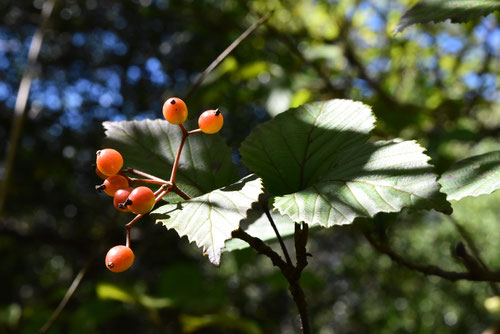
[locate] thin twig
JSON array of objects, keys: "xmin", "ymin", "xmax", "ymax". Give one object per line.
[
  {"xmin": 0, "ymin": 0, "xmax": 56, "ymax": 215},
  {"xmin": 183, "ymin": 12, "xmax": 273, "ymax": 99},
  {"xmin": 129, "ymin": 178, "xmax": 167, "ymax": 186},
  {"xmin": 448, "ymin": 216, "xmax": 500, "ymax": 295},
  {"xmin": 188, "ymin": 128, "xmax": 203, "ymax": 135},
  {"xmin": 170, "ymin": 184, "xmax": 191, "ymax": 200},
  {"xmin": 125, "ymin": 227, "xmax": 131, "ymax": 248},
  {"xmin": 169, "ymin": 126, "xmax": 189, "ymax": 184},
  {"xmin": 39, "ymin": 251, "xmax": 95, "ymax": 334},
  {"xmin": 448, "ymin": 216, "xmax": 488, "ymax": 269},
  {"xmin": 122, "ymin": 168, "xmax": 169, "ymax": 184},
  {"xmin": 362, "ymin": 228, "xmax": 500, "ymax": 282},
  {"xmin": 261, "ymin": 201, "xmax": 293, "ymax": 266},
  {"xmin": 125, "ymin": 213, "xmax": 146, "ymax": 229},
  {"xmin": 238, "ymin": 0, "xmax": 343, "ymax": 97}
]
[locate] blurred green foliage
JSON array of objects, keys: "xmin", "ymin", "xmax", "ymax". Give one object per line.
[{"xmin": 0, "ymin": 0, "xmax": 499, "ymax": 333}]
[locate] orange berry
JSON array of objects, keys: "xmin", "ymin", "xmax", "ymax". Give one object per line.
[
  {"xmin": 163, "ymin": 97, "xmax": 188, "ymax": 124},
  {"xmin": 96, "ymin": 148, "xmax": 123, "ymax": 176},
  {"xmin": 113, "ymin": 187, "xmax": 133, "ymax": 212},
  {"xmin": 127, "ymin": 186, "xmax": 156, "ymax": 214},
  {"xmin": 105, "ymin": 245, "xmax": 134, "ymax": 272},
  {"xmin": 102, "ymin": 175, "xmax": 129, "ymax": 197},
  {"xmin": 198, "ymin": 109, "xmax": 223, "ymax": 134}
]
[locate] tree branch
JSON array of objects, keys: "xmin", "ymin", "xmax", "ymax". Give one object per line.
[
  {"xmin": 448, "ymin": 216, "xmax": 500, "ymax": 295},
  {"xmin": 232, "ymin": 228, "xmax": 290, "ymax": 274},
  {"xmin": 362, "ymin": 228, "xmax": 500, "ymax": 282},
  {"xmin": 232, "ymin": 226, "xmax": 311, "ymax": 333},
  {"xmin": 290, "ymin": 222, "xmax": 310, "ymax": 334}
]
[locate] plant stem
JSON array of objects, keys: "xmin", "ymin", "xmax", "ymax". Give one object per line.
[
  {"xmin": 262, "ymin": 201, "xmax": 293, "ymax": 266},
  {"xmin": 233, "ymin": 226, "xmax": 311, "ymax": 333},
  {"xmin": 122, "ymin": 168, "xmax": 169, "ymax": 184},
  {"xmin": 170, "ymin": 133, "xmax": 187, "ymax": 184},
  {"xmin": 289, "ymin": 282, "xmax": 310, "ymax": 334},
  {"xmin": 292, "ymin": 222, "xmax": 310, "ymax": 333},
  {"xmin": 448, "ymin": 216, "xmax": 500, "ymax": 295},
  {"xmin": 170, "ymin": 184, "xmax": 191, "ymax": 200},
  {"xmin": 294, "ymin": 222, "xmax": 309, "ymax": 272},
  {"xmin": 169, "ymin": 123, "xmax": 195, "ymax": 184},
  {"xmin": 362, "ymin": 227, "xmax": 500, "ymax": 282},
  {"xmin": 232, "ymin": 229, "xmax": 289, "ymax": 273},
  {"xmin": 125, "ymin": 213, "xmax": 145, "ymax": 229},
  {"xmin": 129, "ymin": 178, "xmax": 167, "ymax": 186}
]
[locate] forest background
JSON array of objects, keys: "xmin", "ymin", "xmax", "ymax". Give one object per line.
[{"xmin": 1, "ymin": 0, "xmax": 500, "ymax": 333}]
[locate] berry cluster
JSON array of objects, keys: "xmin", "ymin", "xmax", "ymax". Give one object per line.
[{"xmin": 96, "ymin": 97, "xmax": 223, "ymax": 273}]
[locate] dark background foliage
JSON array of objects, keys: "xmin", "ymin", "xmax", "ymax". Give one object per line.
[{"xmin": 1, "ymin": 0, "xmax": 499, "ymax": 333}]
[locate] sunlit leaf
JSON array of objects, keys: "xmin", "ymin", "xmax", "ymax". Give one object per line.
[
  {"xmin": 96, "ymin": 283, "xmax": 173, "ymax": 309},
  {"xmin": 152, "ymin": 175, "xmax": 263, "ymax": 266},
  {"xmin": 439, "ymin": 151, "xmax": 500, "ymax": 201},
  {"xmin": 275, "ymin": 140, "xmax": 451, "ymax": 227},
  {"xmin": 96, "ymin": 283, "xmax": 134, "ymax": 304},
  {"xmin": 181, "ymin": 314, "xmax": 261, "ymax": 334}
]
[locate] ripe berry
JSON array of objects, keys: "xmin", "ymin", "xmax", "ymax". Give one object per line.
[
  {"xmin": 102, "ymin": 175, "xmax": 129, "ymax": 197},
  {"xmin": 127, "ymin": 186, "xmax": 156, "ymax": 214},
  {"xmin": 198, "ymin": 109, "xmax": 223, "ymax": 134},
  {"xmin": 96, "ymin": 148, "xmax": 123, "ymax": 176},
  {"xmin": 114, "ymin": 187, "xmax": 133, "ymax": 212},
  {"xmin": 105, "ymin": 245, "xmax": 134, "ymax": 272},
  {"xmin": 95, "ymin": 166, "xmax": 107, "ymax": 180},
  {"xmin": 163, "ymin": 97, "xmax": 188, "ymax": 124}
]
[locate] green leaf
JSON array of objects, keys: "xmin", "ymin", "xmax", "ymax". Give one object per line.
[
  {"xmin": 96, "ymin": 283, "xmax": 172, "ymax": 309},
  {"xmin": 274, "ymin": 140, "xmax": 451, "ymax": 227},
  {"xmin": 395, "ymin": 0, "xmax": 500, "ymax": 33},
  {"xmin": 181, "ymin": 314, "xmax": 261, "ymax": 334},
  {"xmin": 240, "ymin": 99, "xmax": 451, "ymax": 227},
  {"xmin": 439, "ymin": 151, "xmax": 500, "ymax": 201},
  {"xmin": 103, "ymin": 119, "xmax": 238, "ymax": 198},
  {"xmin": 224, "ymin": 205, "xmax": 296, "ymax": 252},
  {"xmin": 240, "ymin": 99, "xmax": 375, "ymax": 196},
  {"xmin": 152, "ymin": 175, "xmax": 262, "ymax": 266}
]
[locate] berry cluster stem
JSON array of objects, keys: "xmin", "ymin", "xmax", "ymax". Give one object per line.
[{"xmin": 120, "ymin": 124, "xmax": 200, "ymax": 247}]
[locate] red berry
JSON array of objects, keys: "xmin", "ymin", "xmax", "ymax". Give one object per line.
[
  {"xmin": 96, "ymin": 149, "xmax": 123, "ymax": 176},
  {"xmin": 127, "ymin": 186, "xmax": 156, "ymax": 214},
  {"xmin": 105, "ymin": 245, "xmax": 134, "ymax": 272},
  {"xmin": 114, "ymin": 187, "xmax": 133, "ymax": 212},
  {"xmin": 198, "ymin": 109, "xmax": 223, "ymax": 134},
  {"xmin": 163, "ymin": 97, "xmax": 188, "ymax": 124},
  {"xmin": 102, "ymin": 175, "xmax": 129, "ymax": 197}
]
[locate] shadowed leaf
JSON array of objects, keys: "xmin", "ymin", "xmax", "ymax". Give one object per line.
[{"xmin": 396, "ymin": 0, "xmax": 500, "ymax": 33}]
